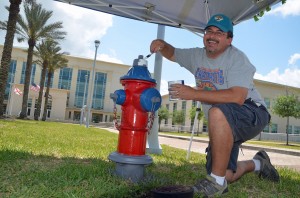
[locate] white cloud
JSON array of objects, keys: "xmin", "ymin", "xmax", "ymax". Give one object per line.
[
  {"xmin": 52, "ymin": 2, "xmax": 113, "ymax": 57},
  {"xmin": 269, "ymin": 0, "xmax": 300, "ymax": 16},
  {"xmin": 0, "ymin": 1, "xmax": 123, "ymax": 64},
  {"xmin": 98, "ymin": 54, "xmax": 123, "ymax": 64},
  {"xmin": 288, "ymin": 53, "xmax": 300, "ymax": 65},
  {"xmin": 160, "ymin": 80, "xmax": 169, "ymax": 95},
  {"xmin": 254, "ymin": 67, "xmax": 300, "ymax": 88}
]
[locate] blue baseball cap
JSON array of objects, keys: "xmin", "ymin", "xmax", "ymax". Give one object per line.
[{"xmin": 205, "ymin": 14, "xmax": 233, "ymax": 33}]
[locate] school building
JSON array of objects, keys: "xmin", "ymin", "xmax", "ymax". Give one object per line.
[{"xmin": 2, "ymin": 44, "xmax": 300, "ymax": 138}]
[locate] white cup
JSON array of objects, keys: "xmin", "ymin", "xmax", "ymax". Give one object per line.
[{"xmin": 168, "ymin": 80, "xmax": 184, "ymax": 101}]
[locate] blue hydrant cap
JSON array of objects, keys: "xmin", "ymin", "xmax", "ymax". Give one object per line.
[{"xmin": 120, "ymin": 55, "xmax": 156, "ymax": 83}]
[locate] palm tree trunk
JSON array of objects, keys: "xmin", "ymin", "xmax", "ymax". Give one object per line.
[
  {"xmin": 19, "ymin": 40, "xmax": 35, "ymax": 119},
  {"xmin": 0, "ymin": 0, "xmax": 22, "ymax": 117},
  {"xmin": 42, "ymin": 71, "xmax": 52, "ymax": 121},
  {"xmin": 34, "ymin": 63, "xmax": 47, "ymax": 120},
  {"xmin": 286, "ymin": 116, "xmax": 290, "ymax": 145}
]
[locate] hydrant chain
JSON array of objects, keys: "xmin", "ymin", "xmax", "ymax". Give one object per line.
[{"xmin": 113, "ymin": 102, "xmax": 120, "ymax": 130}]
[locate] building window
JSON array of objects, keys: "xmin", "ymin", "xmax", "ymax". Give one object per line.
[
  {"xmin": 164, "ymin": 104, "xmax": 169, "ymax": 125},
  {"xmin": 172, "ymin": 103, "xmax": 177, "ymax": 125},
  {"xmin": 58, "ymin": 67, "xmax": 73, "ymax": 90},
  {"xmin": 92, "ymin": 72, "xmax": 107, "ymax": 110},
  {"xmin": 182, "ymin": 101, "xmax": 186, "ymax": 123},
  {"xmin": 173, "ymin": 103, "xmax": 177, "ymax": 112},
  {"xmin": 5, "ymin": 60, "xmax": 17, "ymax": 100},
  {"xmin": 263, "ymin": 125, "xmax": 269, "ymax": 133},
  {"xmin": 294, "ymin": 126, "xmax": 300, "ymax": 135},
  {"xmin": 271, "ymin": 123, "xmax": 277, "ymax": 133},
  {"xmin": 192, "ymin": 100, "xmax": 196, "ymax": 107},
  {"xmin": 74, "ymin": 70, "xmax": 90, "ymax": 108},
  {"xmin": 44, "ymin": 69, "xmax": 54, "ymax": 88},
  {"xmin": 288, "ymin": 125, "xmax": 293, "ymax": 134},
  {"xmin": 46, "ymin": 100, "xmax": 52, "ymax": 118},
  {"xmin": 27, "ymin": 98, "xmax": 32, "ymax": 116},
  {"xmin": 34, "ymin": 99, "xmax": 40, "ymax": 118},
  {"xmin": 73, "ymin": 111, "xmax": 81, "ymax": 121},
  {"xmin": 264, "ymin": 98, "xmax": 270, "ymax": 109},
  {"xmin": 20, "ymin": 62, "xmax": 36, "ymax": 84}
]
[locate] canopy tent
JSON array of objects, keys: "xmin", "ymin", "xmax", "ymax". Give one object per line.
[
  {"xmin": 54, "ymin": 0, "xmax": 285, "ymax": 155},
  {"xmin": 54, "ymin": 0, "xmax": 283, "ymax": 36}
]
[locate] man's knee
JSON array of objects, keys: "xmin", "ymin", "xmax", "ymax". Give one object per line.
[{"xmin": 208, "ymin": 107, "xmax": 225, "ymax": 121}]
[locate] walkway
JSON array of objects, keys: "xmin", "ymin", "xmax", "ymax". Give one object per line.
[{"xmin": 101, "ymin": 127, "xmax": 300, "ymax": 172}]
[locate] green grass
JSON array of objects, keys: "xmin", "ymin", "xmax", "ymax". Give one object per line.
[{"xmin": 1, "ymin": 119, "xmax": 300, "ymax": 197}]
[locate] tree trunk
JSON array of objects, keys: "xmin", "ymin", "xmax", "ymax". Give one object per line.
[
  {"xmin": 42, "ymin": 71, "xmax": 52, "ymax": 121},
  {"xmin": 34, "ymin": 62, "xmax": 47, "ymax": 120},
  {"xmin": 0, "ymin": 0, "xmax": 22, "ymax": 117},
  {"xmin": 286, "ymin": 116, "xmax": 289, "ymax": 146},
  {"xmin": 19, "ymin": 39, "xmax": 35, "ymax": 119}
]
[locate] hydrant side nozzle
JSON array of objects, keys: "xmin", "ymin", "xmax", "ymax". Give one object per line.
[
  {"xmin": 110, "ymin": 90, "xmax": 126, "ymax": 105},
  {"xmin": 110, "ymin": 93, "xmax": 117, "ymax": 101},
  {"xmin": 140, "ymin": 88, "xmax": 162, "ymax": 112}
]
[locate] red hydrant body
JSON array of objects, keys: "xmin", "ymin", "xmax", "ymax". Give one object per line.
[
  {"xmin": 108, "ymin": 55, "xmax": 161, "ymax": 182},
  {"xmin": 118, "ymin": 79, "xmax": 156, "ymax": 155}
]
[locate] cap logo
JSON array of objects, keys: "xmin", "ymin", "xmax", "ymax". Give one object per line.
[{"xmin": 214, "ymin": 15, "xmax": 224, "ymax": 22}]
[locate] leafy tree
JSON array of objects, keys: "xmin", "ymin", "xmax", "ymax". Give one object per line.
[
  {"xmin": 41, "ymin": 46, "xmax": 68, "ymax": 121},
  {"xmin": 13, "ymin": 2, "xmax": 66, "ymax": 118},
  {"xmin": 172, "ymin": 110, "xmax": 185, "ymax": 132},
  {"xmin": 189, "ymin": 105, "xmax": 204, "ymax": 135},
  {"xmin": 158, "ymin": 107, "xmax": 169, "ymax": 131},
  {"xmin": 32, "ymin": 39, "xmax": 65, "ymax": 120},
  {"xmin": 0, "ymin": 0, "xmax": 22, "ymax": 117},
  {"xmin": 272, "ymin": 94, "xmax": 300, "ymax": 145}
]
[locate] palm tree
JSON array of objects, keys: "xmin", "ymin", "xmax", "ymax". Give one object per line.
[
  {"xmin": 32, "ymin": 39, "xmax": 61, "ymax": 120},
  {"xmin": 0, "ymin": 0, "xmax": 22, "ymax": 117},
  {"xmin": 41, "ymin": 49, "xmax": 68, "ymax": 121},
  {"xmin": 14, "ymin": 2, "xmax": 66, "ymax": 119}
]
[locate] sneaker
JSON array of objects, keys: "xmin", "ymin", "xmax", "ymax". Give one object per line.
[
  {"xmin": 253, "ymin": 150, "xmax": 280, "ymax": 182},
  {"xmin": 193, "ymin": 175, "xmax": 228, "ymax": 197}
]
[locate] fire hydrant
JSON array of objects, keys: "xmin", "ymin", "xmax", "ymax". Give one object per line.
[{"xmin": 108, "ymin": 55, "xmax": 161, "ymax": 182}]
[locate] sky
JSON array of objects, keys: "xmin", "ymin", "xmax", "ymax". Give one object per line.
[{"xmin": 1, "ymin": 0, "xmax": 300, "ymax": 95}]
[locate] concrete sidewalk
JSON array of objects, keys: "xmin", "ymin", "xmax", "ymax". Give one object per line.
[
  {"xmin": 101, "ymin": 127, "xmax": 300, "ymax": 172},
  {"xmin": 158, "ymin": 134, "xmax": 300, "ymax": 172}
]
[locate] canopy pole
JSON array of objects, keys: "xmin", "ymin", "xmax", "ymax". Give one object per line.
[{"xmin": 146, "ymin": 24, "xmax": 165, "ymax": 154}]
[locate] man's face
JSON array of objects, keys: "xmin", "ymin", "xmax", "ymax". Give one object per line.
[{"xmin": 203, "ymin": 26, "xmax": 232, "ymax": 58}]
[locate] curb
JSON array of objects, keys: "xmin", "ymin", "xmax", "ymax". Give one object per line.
[{"xmin": 158, "ymin": 134, "xmax": 300, "ymax": 157}]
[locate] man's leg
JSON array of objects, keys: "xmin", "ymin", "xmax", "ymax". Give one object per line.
[
  {"xmin": 208, "ymin": 107, "xmax": 233, "ymax": 177},
  {"xmin": 226, "ymin": 160, "xmax": 255, "ymax": 183},
  {"xmin": 226, "ymin": 150, "xmax": 280, "ymax": 183},
  {"xmin": 193, "ymin": 107, "xmax": 231, "ymax": 196}
]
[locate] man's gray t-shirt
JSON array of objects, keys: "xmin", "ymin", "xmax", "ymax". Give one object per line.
[{"xmin": 174, "ymin": 45, "xmax": 266, "ymax": 116}]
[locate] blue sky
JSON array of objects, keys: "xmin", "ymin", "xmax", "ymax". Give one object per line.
[{"xmin": 1, "ymin": 0, "xmax": 300, "ymax": 95}]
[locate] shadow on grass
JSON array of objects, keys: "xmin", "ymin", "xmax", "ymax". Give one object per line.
[
  {"xmin": 0, "ymin": 149, "xmax": 203, "ymax": 198},
  {"xmin": 1, "ymin": 149, "xmax": 300, "ymax": 198}
]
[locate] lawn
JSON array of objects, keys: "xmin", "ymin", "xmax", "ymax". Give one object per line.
[{"xmin": 1, "ymin": 119, "xmax": 300, "ymax": 197}]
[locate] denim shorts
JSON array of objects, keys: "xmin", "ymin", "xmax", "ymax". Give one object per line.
[{"xmin": 206, "ymin": 98, "xmax": 271, "ymax": 173}]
